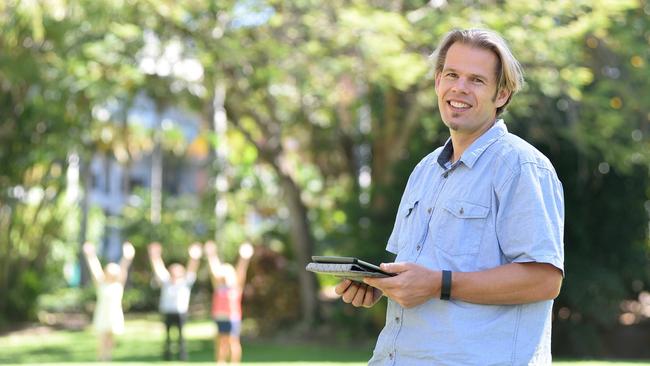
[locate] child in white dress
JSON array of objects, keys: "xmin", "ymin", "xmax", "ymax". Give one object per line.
[{"xmin": 83, "ymin": 241, "xmax": 135, "ymax": 361}]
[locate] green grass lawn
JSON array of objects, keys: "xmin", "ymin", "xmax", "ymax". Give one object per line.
[
  {"xmin": 0, "ymin": 314, "xmax": 371, "ymax": 365},
  {"xmin": 1, "ymin": 314, "xmax": 650, "ymax": 365}
]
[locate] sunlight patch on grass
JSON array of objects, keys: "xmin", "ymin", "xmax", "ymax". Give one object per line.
[{"xmin": 184, "ymin": 320, "xmax": 216, "ymax": 339}]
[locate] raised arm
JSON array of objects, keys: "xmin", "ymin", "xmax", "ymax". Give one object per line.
[
  {"xmin": 204, "ymin": 241, "xmax": 222, "ymax": 285},
  {"xmin": 186, "ymin": 242, "xmax": 203, "ymax": 278},
  {"xmin": 148, "ymin": 242, "xmax": 169, "ymax": 283},
  {"xmin": 82, "ymin": 241, "xmax": 104, "ymax": 284},
  {"xmin": 235, "ymin": 242, "xmax": 254, "ymax": 289},
  {"xmin": 119, "ymin": 242, "xmax": 135, "ymax": 285}
]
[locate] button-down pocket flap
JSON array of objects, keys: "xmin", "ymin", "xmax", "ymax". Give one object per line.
[
  {"xmin": 442, "ymin": 200, "xmax": 489, "ymax": 219},
  {"xmin": 404, "ymin": 199, "xmax": 420, "ymax": 217}
]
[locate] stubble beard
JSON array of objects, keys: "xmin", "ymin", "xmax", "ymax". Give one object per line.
[{"xmin": 444, "ymin": 112, "xmax": 462, "ymax": 131}]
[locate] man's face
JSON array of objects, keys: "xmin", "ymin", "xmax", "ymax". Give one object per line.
[{"xmin": 435, "ymin": 42, "xmax": 510, "ymax": 139}]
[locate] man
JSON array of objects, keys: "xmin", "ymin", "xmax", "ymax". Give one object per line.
[{"xmin": 335, "ymin": 28, "xmax": 564, "ymax": 365}]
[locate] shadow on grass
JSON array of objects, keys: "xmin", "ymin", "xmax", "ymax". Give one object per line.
[
  {"xmin": 1, "ymin": 346, "xmax": 74, "ymax": 364},
  {"xmin": 242, "ymin": 341, "xmax": 371, "ymax": 362}
]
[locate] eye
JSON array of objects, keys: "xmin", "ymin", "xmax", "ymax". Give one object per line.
[
  {"xmin": 444, "ymin": 72, "xmax": 458, "ymax": 79},
  {"xmin": 472, "ymin": 77, "xmax": 485, "ymax": 84}
]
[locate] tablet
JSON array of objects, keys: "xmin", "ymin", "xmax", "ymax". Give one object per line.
[{"xmin": 306, "ymin": 256, "xmax": 395, "ymax": 282}]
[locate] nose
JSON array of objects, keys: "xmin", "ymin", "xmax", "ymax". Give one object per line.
[{"xmin": 451, "ymin": 77, "xmax": 469, "ymax": 94}]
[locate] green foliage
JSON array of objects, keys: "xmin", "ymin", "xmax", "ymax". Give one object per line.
[
  {"xmin": 37, "ymin": 286, "xmax": 95, "ymax": 314},
  {"xmin": 0, "ymin": 192, "xmax": 80, "ymax": 327},
  {"xmin": 547, "ymin": 139, "xmax": 650, "ymax": 355},
  {"xmin": 121, "ymin": 189, "xmax": 205, "ymax": 257}
]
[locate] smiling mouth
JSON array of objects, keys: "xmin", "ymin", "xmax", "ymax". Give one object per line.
[{"xmin": 448, "ymin": 100, "xmax": 472, "ymax": 110}]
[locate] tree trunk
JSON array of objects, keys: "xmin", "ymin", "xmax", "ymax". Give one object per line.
[
  {"xmin": 151, "ymin": 105, "xmax": 163, "ymax": 225},
  {"xmin": 224, "ymin": 91, "xmax": 320, "ymax": 326},
  {"xmin": 212, "ymin": 82, "xmax": 228, "ymax": 251},
  {"xmin": 78, "ymin": 156, "xmax": 91, "ymax": 286},
  {"xmin": 277, "ymin": 171, "xmax": 319, "ymax": 326}
]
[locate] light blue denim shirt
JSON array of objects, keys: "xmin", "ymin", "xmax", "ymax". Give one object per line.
[{"xmin": 369, "ymin": 120, "xmax": 565, "ymax": 366}]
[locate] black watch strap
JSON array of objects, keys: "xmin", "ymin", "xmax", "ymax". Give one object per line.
[{"xmin": 440, "ymin": 270, "xmax": 452, "ymax": 300}]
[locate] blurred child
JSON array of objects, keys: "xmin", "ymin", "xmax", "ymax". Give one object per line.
[
  {"xmin": 204, "ymin": 240, "xmax": 254, "ymax": 364},
  {"xmin": 148, "ymin": 241, "xmax": 202, "ymax": 361},
  {"xmin": 82, "ymin": 241, "xmax": 135, "ymax": 361}
]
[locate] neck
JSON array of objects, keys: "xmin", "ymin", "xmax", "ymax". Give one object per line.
[
  {"xmin": 449, "ymin": 134, "xmax": 472, "ymax": 163},
  {"xmin": 449, "ymin": 119, "xmax": 497, "ymax": 162}
]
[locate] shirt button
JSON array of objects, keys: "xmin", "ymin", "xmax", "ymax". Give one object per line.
[
  {"xmin": 459, "ymin": 207, "xmax": 464, "ymax": 215},
  {"xmin": 427, "ymin": 207, "xmax": 432, "ymax": 214},
  {"xmin": 395, "ymin": 316, "xmax": 400, "ymax": 322},
  {"xmin": 416, "ymin": 245, "xmax": 421, "ymax": 251},
  {"xmin": 389, "ymin": 352, "xmax": 394, "ymax": 359}
]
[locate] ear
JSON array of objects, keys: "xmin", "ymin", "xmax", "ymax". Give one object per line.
[
  {"xmin": 495, "ymin": 88, "xmax": 511, "ymax": 109},
  {"xmin": 434, "ymin": 73, "xmax": 441, "ymax": 92}
]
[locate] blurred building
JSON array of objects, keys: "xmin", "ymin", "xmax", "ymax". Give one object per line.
[{"xmin": 72, "ymin": 93, "xmax": 210, "ymax": 263}]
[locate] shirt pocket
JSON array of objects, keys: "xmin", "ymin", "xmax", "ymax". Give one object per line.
[
  {"xmin": 434, "ymin": 199, "xmax": 490, "ymax": 256},
  {"xmin": 396, "ymin": 197, "xmax": 428, "ymax": 252}
]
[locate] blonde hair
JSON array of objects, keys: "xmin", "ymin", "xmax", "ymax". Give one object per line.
[{"xmin": 430, "ymin": 28, "xmax": 524, "ymax": 116}]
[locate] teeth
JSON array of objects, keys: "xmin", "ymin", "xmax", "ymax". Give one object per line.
[{"xmin": 449, "ymin": 101, "xmax": 470, "ymax": 108}]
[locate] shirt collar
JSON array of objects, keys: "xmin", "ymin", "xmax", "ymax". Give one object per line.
[{"xmin": 436, "ymin": 119, "xmax": 508, "ymax": 169}]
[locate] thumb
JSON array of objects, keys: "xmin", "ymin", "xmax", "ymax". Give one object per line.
[{"xmin": 380, "ymin": 262, "xmax": 409, "ymax": 274}]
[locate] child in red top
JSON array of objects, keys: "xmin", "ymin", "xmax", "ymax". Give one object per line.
[
  {"xmin": 204, "ymin": 241, "xmax": 253, "ymax": 363},
  {"xmin": 212, "ymin": 282, "xmax": 242, "ymax": 321}
]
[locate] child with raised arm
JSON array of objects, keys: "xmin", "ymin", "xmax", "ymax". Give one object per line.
[
  {"xmin": 204, "ymin": 240, "xmax": 254, "ymax": 364},
  {"xmin": 148, "ymin": 241, "xmax": 202, "ymax": 361},
  {"xmin": 82, "ymin": 241, "xmax": 135, "ymax": 361}
]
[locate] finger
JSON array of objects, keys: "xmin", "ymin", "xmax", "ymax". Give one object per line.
[
  {"xmin": 380, "ymin": 262, "xmax": 409, "ymax": 274},
  {"xmin": 334, "ymin": 279, "xmax": 352, "ymax": 296},
  {"xmin": 363, "ymin": 277, "xmax": 387, "ymax": 290},
  {"xmin": 351, "ymin": 284, "xmax": 368, "ymax": 307},
  {"xmin": 341, "ymin": 282, "xmax": 360, "ymax": 303},
  {"xmin": 363, "ymin": 286, "xmax": 377, "ymax": 307}
]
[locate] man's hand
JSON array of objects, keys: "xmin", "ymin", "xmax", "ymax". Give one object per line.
[
  {"xmin": 364, "ymin": 262, "xmax": 439, "ymax": 308},
  {"xmin": 335, "ymin": 279, "xmax": 383, "ymax": 308}
]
